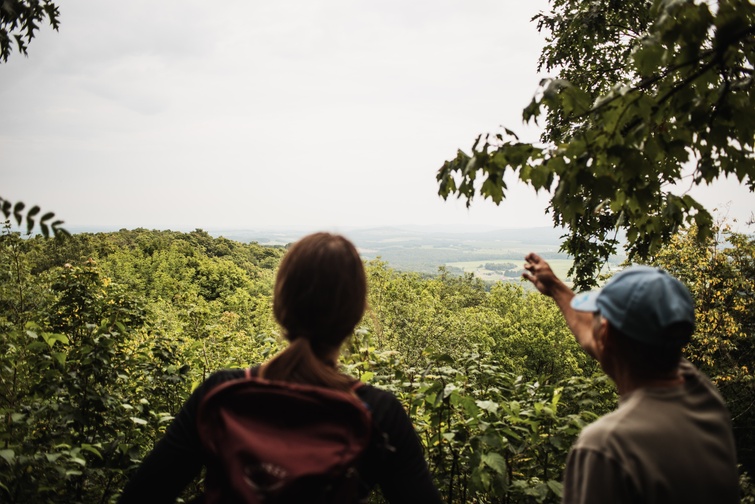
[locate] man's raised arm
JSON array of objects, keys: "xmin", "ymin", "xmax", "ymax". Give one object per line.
[{"xmin": 522, "ymin": 253, "xmax": 597, "ymax": 359}]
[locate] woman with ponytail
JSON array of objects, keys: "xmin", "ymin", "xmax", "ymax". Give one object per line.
[{"xmin": 119, "ymin": 233, "xmax": 443, "ymax": 504}]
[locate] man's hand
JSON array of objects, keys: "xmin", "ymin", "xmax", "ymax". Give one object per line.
[{"xmin": 523, "ymin": 253, "xmax": 561, "ymax": 297}]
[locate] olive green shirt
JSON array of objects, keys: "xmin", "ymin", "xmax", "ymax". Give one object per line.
[{"xmin": 562, "ymin": 360, "xmax": 738, "ymax": 504}]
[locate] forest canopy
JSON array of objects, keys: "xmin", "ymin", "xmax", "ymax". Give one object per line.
[{"xmin": 1, "ymin": 227, "xmax": 752, "ymax": 502}]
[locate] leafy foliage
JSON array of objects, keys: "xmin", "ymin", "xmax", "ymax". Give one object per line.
[
  {"xmin": 0, "ymin": 227, "xmax": 751, "ymax": 501},
  {"xmin": 0, "ymin": 197, "xmax": 68, "ymax": 237},
  {"xmin": 437, "ymin": 0, "xmax": 755, "ymax": 289},
  {"xmin": 363, "ymin": 261, "xmax": 590, "ymax": 381},
  {"xmin": 0, "ymin": 0, "xmax": 60, "ymax": 62},
  {"xmin": 0, "ymin": 229, "xmax": 284, "ymax": 502},
  {"xmin": 342, "ymin": 335, "xmax": 614, "ymax": 504},
  {"xmin": 0, "ymin": 234, "xmax": 152, "ymax": 502},
  {"xmin": 654, "ymin": 224, "xmax": 755, "ymax": 474}
]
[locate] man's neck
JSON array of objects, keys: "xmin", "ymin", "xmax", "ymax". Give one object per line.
[{"xmin": 614, "ymin": 367, "xmax": 684, "ymax": 397}]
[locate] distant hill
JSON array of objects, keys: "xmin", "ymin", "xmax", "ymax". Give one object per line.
[{"xmin": 66, "ymin": 225, "xmax": 624, "ymax": 278}]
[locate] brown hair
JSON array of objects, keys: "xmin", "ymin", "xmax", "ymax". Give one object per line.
[{"xmin": 262, "ymin": 233, "xmax": 366, "ymax": 390}]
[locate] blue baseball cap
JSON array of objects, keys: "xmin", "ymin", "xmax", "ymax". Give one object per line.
[{"xmin": 570, "ymin": 265, "xmax": 695, "ymax": 346}]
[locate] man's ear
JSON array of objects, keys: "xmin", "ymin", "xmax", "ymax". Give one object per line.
[{"xmin": 594, "ymin": 317, "xmax": 610, "ymax": 355}]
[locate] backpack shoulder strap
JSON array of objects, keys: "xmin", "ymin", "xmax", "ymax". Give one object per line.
[{"xmin": 350, "ymin": 380, "xmax": 364, "ymax": 391}]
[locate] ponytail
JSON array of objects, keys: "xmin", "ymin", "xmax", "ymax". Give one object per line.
[
  {"xmin": 266, "ymin": 232, "xmax": 366, "ymax": 391},
  {"xmin": 262, "ymin": 337, "xmax": 354, "ymax": 391}
]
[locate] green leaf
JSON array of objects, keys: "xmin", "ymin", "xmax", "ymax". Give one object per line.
[
  {"xmin": 52, "ymin": 351, "xmax": 66, "ymax": 366},
  {"xmin": 27, "ymin": 341, "xmax": 47, "ymax": 351},
  {"xmin": 12, "ymin": 201, "xmax": 24, "ymax": 226},
  {"xmin": 45, "ymin": 453, "xmax": 62, "ymax": 463},
  {"xmin": 0, "ymin": 449, "xmax": 15, "ymax": 464},
  {"xmin": 42, "ymin": 332, "xmax": 68, "ymax": 348},
  {"xmin": 158, "ymin": 413, "xmax": 174, "ymax": 424},
  {"xmin": 508, "ymin": 401, "xmax": 521, "ymax": 416},
  {"xmin": 476, "ymin": 400, "xmax": 499, "ymax": 414},
  {"xmin": 481, "ymin": 177, "xmax": 505, "ymax": 204},
  {"xmin": 80, "ymin": 444, "xmax": 103, "ymax": 460},
  {"xmin": 433, "ymin": 353, "xmax": 456, "ymax": 364},
  {"xmin": 551, "ymin": 386, "xmax": 563, "ymax": 411},
  {"xmin": 547, "ymin": 479, "xmax": 564, "ymax": 497},
  {"xmin": 481, "ymin": 452, "xmax": 507, "ymax": 475},
  {"xmin": 461, "ymin": 396, "xmax": 480, "ymax": 418},
  {"xmin": 130, "ymin": 417, "xmax": 148, "ymax": 425},
  {"xmin": 26, "ymin": 205, "xmax": 40, "ymax": 218},
  {"xmin": 478, "ymin": 470, "xmax": 492, "ymax": 490},
  {"xmin": 360, "ymin": 371, "xmax": 374, "ymax": 382},
  {"xmin": 633, "ymin": 38, "xmax": 664, "ymax": 76},
  {"xmin": 443, "ymin": 383, "xmax": 458, "ymax": 399}
]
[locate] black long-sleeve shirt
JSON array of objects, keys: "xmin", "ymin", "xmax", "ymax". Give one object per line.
[{"xmin": 118, "ymin": 369, "xmax": 443, "ymax": 503}]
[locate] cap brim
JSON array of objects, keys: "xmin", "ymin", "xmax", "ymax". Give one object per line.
[{"xmin": 571, "ymin": 290, "xmax": 601, "ymax": 312}]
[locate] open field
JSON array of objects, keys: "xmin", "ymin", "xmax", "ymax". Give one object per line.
[{"xmin": 446, "ymin": 258, "xmax": 575, "ymax": 283}]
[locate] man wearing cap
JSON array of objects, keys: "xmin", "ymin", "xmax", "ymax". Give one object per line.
[{"xmin": 523, "ymin": 253, "xmax": 738, "ymax": 503}]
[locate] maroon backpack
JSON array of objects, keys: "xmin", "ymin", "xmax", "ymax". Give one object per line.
[{"xmin": 196, "ymin": 369, "xmax": 373, "ymax": 504}]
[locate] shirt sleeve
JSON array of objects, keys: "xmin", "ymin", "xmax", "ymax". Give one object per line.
[
  {"xmin": 117, "ymin": 369, "xmax": 245, "ymax": 504},
  {"xmin": 562, "ymin": 447, "xmax": 638, "ymax": 504},
  {"xmin": 361, "ymin": 387, "xmax": 444, "ymax": 504}
]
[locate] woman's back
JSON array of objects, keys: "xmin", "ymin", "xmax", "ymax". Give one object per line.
[
  {"xmin": 118, "ymin": 368, "xmax": 443, "ymax": 503},
  {"xmin": 117, "ymin": 233, "xmax": 443, "ymax": 503}
]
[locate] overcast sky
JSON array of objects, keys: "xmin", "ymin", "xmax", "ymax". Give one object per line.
[{"xmin": 1, "ymin": 0, "xmax": 752, "ymax": 233}]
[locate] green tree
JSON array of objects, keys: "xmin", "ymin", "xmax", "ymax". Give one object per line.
[
  {"xmin": 0, "ymin": 237, "xmax": 152, "ymax": 502},
  {"xmin": 437, "ymin": 0, "xmax": 755, "ymax": 288},
  {"xmin": 487, "ymin": 282, "xmax": 597, "ymax": 381},
  {"xmin": 654, "ymin": 225, "xmax": 755, "ymax": 475},
  {"xmin": 364, "ymin": 262, "xmax": 497, "ymax": 368},
  {"xmin": 0, "ymin": 228, "xmax": 286, "ymax": 502}
]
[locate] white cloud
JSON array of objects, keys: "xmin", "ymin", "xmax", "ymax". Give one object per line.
[{"xmin": 2, "ymin": 0, "xmax": 750, "ymax": 232}]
